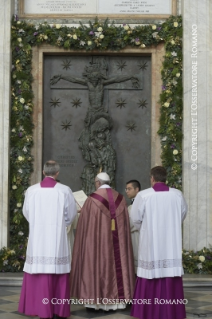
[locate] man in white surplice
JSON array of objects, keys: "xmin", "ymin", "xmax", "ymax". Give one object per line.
[
  {"xmin": 130, "ymin": 166, "xmax": 187, "ymax": 319},
  {"xmin": 125, "ymin": 179, "xmax": 141, "ymax": 273},
  {"xmin": 18, "ymin": 160, "xmax": 77, "ymax": 319}
]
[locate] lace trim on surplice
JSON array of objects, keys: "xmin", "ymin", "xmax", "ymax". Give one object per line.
[
  {"xmin": 138, "ymin": 259, "xmax": 182, "ymax": 270},
  {"xmin": 26, "ymin": 255, "xmax": 70, "ymax": 265}
]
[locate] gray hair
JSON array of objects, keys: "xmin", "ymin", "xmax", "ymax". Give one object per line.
[
  {"xmin": 43, "ymin": 160, "xmax": 60, "ymax": 176},
  {"xmin": 97, "ymin": 177, "xmax": 110, "ymax": 186}
]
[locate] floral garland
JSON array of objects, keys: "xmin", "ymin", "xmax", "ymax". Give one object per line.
[
  {"xmin": 182, "ymin": 247, "xmax": 212, "ymax": 275},
  {"xmin": 1, "ymin": 15, "xmax": 186, "ymax": 272}
]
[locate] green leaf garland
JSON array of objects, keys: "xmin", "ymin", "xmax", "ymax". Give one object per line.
[{"xmin": 1, "ymin": 15, "xmax": 187, "ymax": 272}]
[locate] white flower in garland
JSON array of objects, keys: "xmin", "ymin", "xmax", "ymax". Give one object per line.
[
  {"xmin": 170, "ymin": 114, "xmax": 176, "ymax": 120},
  {"xmin": 152, "ymin": 25, "xmax": 157, "ymax": 30},
  {"xmin": 87, "ymin": 41, "xmax": 92, "ymax": 46},
  {"xmin": 80, "ymin": 41, "xmax": 85, "ymax": 46},
  {"xmin": 95, "ymin": 32, "xmax": 101, "ymax": 38},
  {"xmin": 164, "ymin": 102, "xmax": 170, "ymax": 107},
  {"xmin": 176, "ymin": 73, "xmax": 181, "ymax": 77},
  {"xmin": 197, "ymin": 263, "xmax": 203, "ymax": 269},
  {"xmin": 97, "ymin": 27, "xmax": 103, "ymax": 32},
  {"xmin": 18, "ymin": 156, "xmax": 24, "ymax": 161},
  {"xmin": 171, "ymin": 51, "xmax": 177, "ymax": 56},
  {"xmin": 18, "ymin": 169, "xmax": 23, "ymax": 174},
  {"xmin": 174, "ymin": 22, "xmax": 178, "ymax": 27},
  {"xmin": 18, "ymin": 231, "xmax": 24, "ymax": 236},
  {"xmin": 20, "ymin": 98, "xmax": 25, "ymax": 104},
  {"xmin": 23, "ymin": 146, "xmax": 27, "ymax": 153},
  {"xmin": 11, "ymin": 128, "xmax": 16, "ymax": 133},
  {"xmin": 140, "ymin": 44, "xmax": 146, "ymax": 48},
  {"xmin": 56, "ymin": 24, "xmax": 61, "ymax": 29},
  {"xmin": 17, "ymin": 38, "xmax": 22, "ymax": 42},
  {"xmin": 124, "ymin": 25, "xmax": 129, "ymax": 30},
  {"xmin": 152, "ymin": 32, "xmax": 158, "ymax": 38},
  {"xmin": 199, "ymin": 256, "xmax": 205, "ymax": 262},
  {"xmin": 99, "ymin": 34, "xmax": 104, "ymax": 39},
  {"xmin": 73, "ymin": 34, "xmax": 77, "ymax": 40},
  {"xmin": 12, "ymin": 185, "xmax": 17, "ymax": 190},
  {"xmin": 162, "ymin": 136, "xmax": 167, "ymax": 141},
  {"xmin": 24, "ymin": 105, "xmax": 29, "ymax": 110},
  {"xmin": 17, "ymin": 203, "xmax": 22, "ymax": 207},
  {"xmin": 173, "ymin": 150, "xmax": 178, "ymax": 155},
  {"xmin": 3, "ymin": 260, "xmax": 8, "ymax": 266}
]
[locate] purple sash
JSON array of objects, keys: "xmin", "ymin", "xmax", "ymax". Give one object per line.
[
  {"xmin": 90, "ymin": 192, "xmax": 123, "ymax": 210},
  {"xmin": 90, "ymin": 189, "xmax": 125, "ymax": 299},
  {"xmin": 40, "ymin": 177, "xmax": 57, "ymax": 188},
  {"xmin": 153, "ymin": 182, "xmax": 169, "ymax": 192},
  {"xmin": 90, "ymin": 193, "xmax": 109, "ymax": 210}
]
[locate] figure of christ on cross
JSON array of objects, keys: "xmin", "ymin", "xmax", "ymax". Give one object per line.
[
  {"xmin": 50, "ymin": 62, "xmax": 139, "ymax": 194},
  {"xmin": 50, "ymin": 67, "xmax": 139, "ymax": 114}
]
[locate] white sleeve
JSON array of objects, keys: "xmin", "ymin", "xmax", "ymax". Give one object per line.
[
  {"xmin": 64, "ymin": 188, "xmax": 77, "ymax": 226},
  {"xmin": 131, "ymin": 193, "xmax": 145, "ymax": 230},
  {"xmin": 128, "ymin": 206, "xmax": 139, "ymax": 232},
  {"xmin": 181, "ymin": 193, "xmax": 188, "ymax": 222},
  {"xmin": 23, "ymin": 189, "xmax": 29, "ymax": 221}
]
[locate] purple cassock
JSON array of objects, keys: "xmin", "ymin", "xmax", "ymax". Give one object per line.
[
  {"xmin": 131, "ymin": 182, "xmax": 186, "ymax": 319},
  {"xmin": 18, "ymin": 177, "xmax": 71, "ymax": 319}
]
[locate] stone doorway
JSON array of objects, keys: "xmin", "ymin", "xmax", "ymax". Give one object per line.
[{"xmin": 30, "ymin": 44, "xmax": 164, "ymax": 197}]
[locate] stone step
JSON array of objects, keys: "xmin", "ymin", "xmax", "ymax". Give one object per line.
[{"xmin": 0, "ymin": 273, "xmax": 212, "ymax": 287}]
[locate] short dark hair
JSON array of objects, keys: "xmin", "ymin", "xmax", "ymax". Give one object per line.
[
  {"xmin": 126, "ymin": 180, "xmax": 141, "ymax": 191},
  {"xmin": 150, "ymin": 166, "xmax": 167, "ymax": 183}
]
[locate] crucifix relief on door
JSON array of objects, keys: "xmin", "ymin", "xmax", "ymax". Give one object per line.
[{"xmin": 43, "ymin": 55, "xmax": 151, "ymax": 195}]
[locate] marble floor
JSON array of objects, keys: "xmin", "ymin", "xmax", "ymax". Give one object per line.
[{"xmin": 0, "ymin": 286, "xmax": 212, "ymax": 319}]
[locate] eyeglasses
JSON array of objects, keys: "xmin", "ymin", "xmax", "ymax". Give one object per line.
[{"xmin": 125, "ymin": 187, "xmax": 133, "ymax": 191}]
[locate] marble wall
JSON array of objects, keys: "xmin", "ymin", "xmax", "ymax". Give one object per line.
[
  {"xmin": 0, "ymin": 0, "xmax": 14, "ymax": 248},
  {"xmin": 183, "ymin": 0, "xmax": 212, "ymax": 250}
]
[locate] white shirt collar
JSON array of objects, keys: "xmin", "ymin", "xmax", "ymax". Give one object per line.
[{"xmin": 45, "ymin": 176, "xmax": 56, "ymax": 180}]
